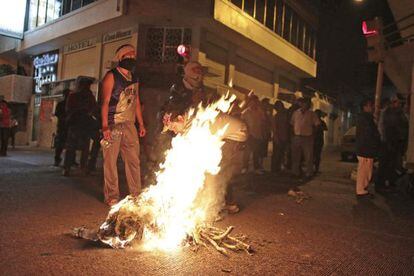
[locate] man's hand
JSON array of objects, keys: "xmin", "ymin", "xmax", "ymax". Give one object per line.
[
  {"xmin": 139, "ymin": 125, "xmax": 146, "ymax": 137},
  {"xmin": 102, "ymin": 128, "xmax": 111, "ymax": 141}
]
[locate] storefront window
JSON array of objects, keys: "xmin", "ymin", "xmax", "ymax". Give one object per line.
[
  {"xmin": 46, "ymin": 0, "xmax": 55, "ymax": 23},
  {"xmin": 37, "ymin": 0, "xmax": 47, "ymax": 27},
  {"xmin": 71, "ymin": 0, "xmax": 82, "ymax": 11},
  {"xmin": 54, "ymin": 0, "xmax": 62, "ymax": 19},
  {"xmin": 28, "ymin": 0, "xmax": 39, "ymax": 30},
  {"xmin": 27, "ymin": 0, "xmax": 96, "ymax": 30}
]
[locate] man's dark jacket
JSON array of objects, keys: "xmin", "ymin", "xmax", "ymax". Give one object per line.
[{"xmin": 356, "ymin": 112, "xmax": 381, "ymax": 158}]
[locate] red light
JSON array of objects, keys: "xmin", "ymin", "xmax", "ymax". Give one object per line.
[
  {"xmin": 362, "ymin": 21, "xmax": 378, "ymax": 36},
  {"xmin": 177, "ymin": 44, "xmax": 189, "ymax": 57}
]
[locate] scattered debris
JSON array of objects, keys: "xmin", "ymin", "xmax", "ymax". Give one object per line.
[
  {"xmin": 287, "ymin": 189, "xmax": 311, "ymax": 204},
  {"xmin": 221, "ymin": 268, "xmax": 232, "ymax": 273}
]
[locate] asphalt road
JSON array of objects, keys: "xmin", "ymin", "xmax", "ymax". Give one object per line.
[{"xmin": 1, "ymin": 147, "xmax": 414, "ymax": 275}]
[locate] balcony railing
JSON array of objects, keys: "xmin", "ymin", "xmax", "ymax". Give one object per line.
[
  {"xmin": 228, "ymin": 0, "xmax": 317, "ymax": 59},
  {"xmin": 383, "ymin": 11, "xmax": 414, "ymax": 49}
]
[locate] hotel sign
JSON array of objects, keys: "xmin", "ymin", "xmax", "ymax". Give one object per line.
[{"xmin": 64, "ymin": 38, "xmax": 97, "ymax": 53}]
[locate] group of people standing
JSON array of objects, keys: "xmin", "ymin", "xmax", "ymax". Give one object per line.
[
  {"xmin": 240, "ymin": 95, "xmax": 328, "ymax": 180},
  {"xmin": 355, "ymin": 96, "xmax": 409, "ymax": 198},
  {"xmin": 0, "ymin": 96, "xmax": 18, "ymax": 156}
]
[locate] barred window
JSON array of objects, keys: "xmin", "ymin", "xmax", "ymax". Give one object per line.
[{"xmin": 146, "ymin": 27, "xmax": 192, "ymax": 63}]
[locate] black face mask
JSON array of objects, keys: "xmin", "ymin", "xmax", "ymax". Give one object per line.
[{"xmin": 118, "ymin": 58, "xmax": 136, "ymax": 71}]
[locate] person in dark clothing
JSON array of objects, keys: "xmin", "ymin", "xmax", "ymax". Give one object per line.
[
  {"xmin": 271, "ymin": 101, "xmax": 289, "ymax": 173},
  {"xmin": 161, "ymin": 61, "xmax": 245, "ymax": 214},
  {"xmin": 355, "ymin": 99, "xmax": 380, "ymax": 198},
  {"xmin": 260, "ymin": 98, "xmax": 272, "ymax": 167},
  {"xmin": 0, "ymin": 98, "xmax": 11, "ymax": 156},
  {"xmin": 9, "ymin": 116, "xmax": 18, "ymax": 149},
  {"xmin": 86, "ymin": 107, "xmax": 101, "ymax": 172},
  {"xmin": 54, "ymin": 89, "xmax": 71, "ymax": 166},
  {"xmin": 63, "ymin": 77, "xmax": 97, "ymax": 176},
  {"xmin": 152, "ymin": 61, "xmax": 209, "ymax": 168},
  {"xmin": 313, "ymin": 109, "xmax": 328, "ymax": 174},
  {"xmin": 377, "ymin": 96, "xmax": 409, "ymax": 191}
]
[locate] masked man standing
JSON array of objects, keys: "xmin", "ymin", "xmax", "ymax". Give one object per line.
[{"xmin": 101, "ymin": 44, "xmax": 146, "ymax": 206}]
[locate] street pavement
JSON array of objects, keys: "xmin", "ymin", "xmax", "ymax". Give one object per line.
[{"xmin": 1, "ymin": 147, "xmax": 414, "ymax": 275}]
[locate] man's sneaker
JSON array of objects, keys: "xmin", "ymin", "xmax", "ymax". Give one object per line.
[
  {"xmin": 356, "ymin": 192, "xmax": 375, "ymax": 199},
  {"xmin": 226, "ymin": 204, "xmax": 240, "ymax": 214}
]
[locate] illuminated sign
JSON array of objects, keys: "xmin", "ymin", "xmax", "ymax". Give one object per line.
[
  {"xmin": 33, "ymin": 51, "xmax": 59, "ymax": 94},
  {"xmin": 362, "ymin": 21, "xmax": 378, "ymax": 36},
  {"xmin": 33, "ymin": 53, "xmax": 59, "ymax": 68},
  {"xmin": 0, "ymin": 0, "xmax": 27, "ymax": 38}
]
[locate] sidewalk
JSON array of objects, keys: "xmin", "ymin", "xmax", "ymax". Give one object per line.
[{"xmin": 1, "ymin": 147, "xmax": 414, "ymax": 275}]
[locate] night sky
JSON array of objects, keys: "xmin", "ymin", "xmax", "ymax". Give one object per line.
[{"xmin": 314, "ymin": 0, "xmax": 396, "ymax": 107}]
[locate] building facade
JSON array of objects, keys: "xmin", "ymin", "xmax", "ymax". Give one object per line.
[{"xmin": 0, "ymin": 0, "xmax": 319, "ymax": 147}]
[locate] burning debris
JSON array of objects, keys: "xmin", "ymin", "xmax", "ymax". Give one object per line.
[
  {"xmin": 72, "ymin": 96, "xmax": 253, "ymax": 255},
  {"xmin": 73, "ymin": 196, "xmax": 252, "ymax": 255}
]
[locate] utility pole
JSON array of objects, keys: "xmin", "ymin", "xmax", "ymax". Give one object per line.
[{"xmin": 362, "ymin": 17, "xmax": 385, "ymax": 120}]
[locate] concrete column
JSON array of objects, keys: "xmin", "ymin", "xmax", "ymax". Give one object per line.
[
  {"xmin": 407, "ymin": 63, "xmax": 414, "ymax": 168},
  {"xmin": 191, "ymin": 25, "xmax": 201, "ymax": 62},
  {"xmin": 272, "ymin": 70, "xmax": 280, "ymax": 100},
  {"xmin": 224, "ymin": 44, "xmax": 236, "ymax": 86}
]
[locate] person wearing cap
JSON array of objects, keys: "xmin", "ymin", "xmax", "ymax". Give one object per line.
[
  {"xmin": 313, "ymin": 109, "xmax": 328, "ymax": 174},
  {"xmin": 290, "ymin": 97, "xmax": 320, "ymax": 179},
  {"xmin": 161, "ymin": 61, "xmax": 245, "ymax": 214},
  {"xmin": 63, "ymin": 77, "xmax": 97, "ymax": 176},
  {"xmin": 0, "ymin": 97, "xmax": 11, "ymax": 156},
  {"xmin": 101, "ymin": 44, "xmax": 146, "ymax": 206}
]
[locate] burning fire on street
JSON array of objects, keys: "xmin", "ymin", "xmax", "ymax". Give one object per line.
[{"xmin": 73, "ymin": 95, "xmax": 253, "ymax": 256}]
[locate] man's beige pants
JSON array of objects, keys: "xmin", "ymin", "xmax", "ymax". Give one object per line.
[
  {"xmin": 356, "ymin": 156, "xmax": 373, "ymax": 195},
  {"xmin": 103, "ymin": 122, "xmax": 141, "ymax": 202}
]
